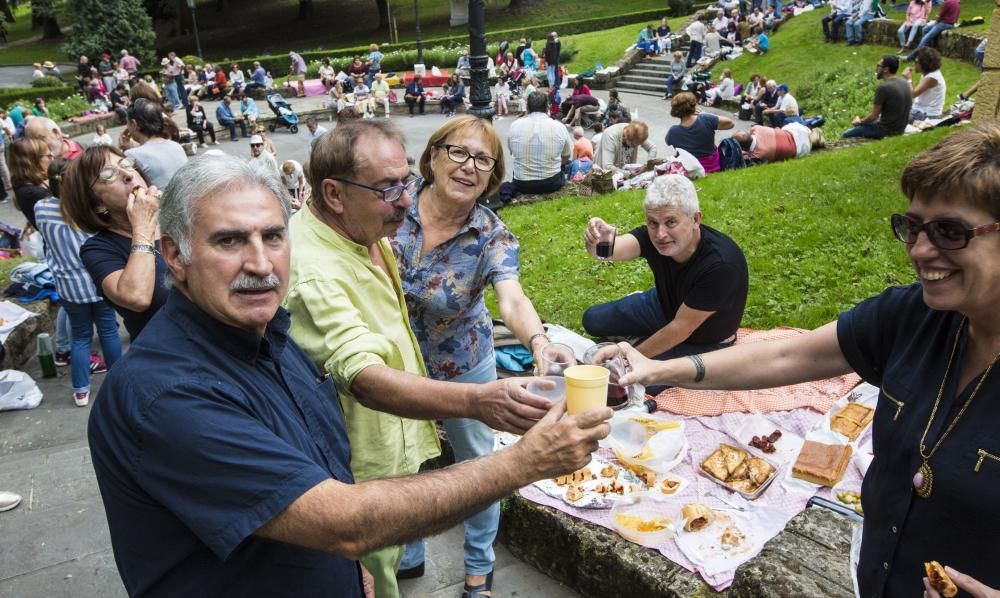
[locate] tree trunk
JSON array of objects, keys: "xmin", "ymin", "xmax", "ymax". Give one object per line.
[
  {"xmin": 32, "ymin": 0, "xmax": 62, "ymax": 38},
  {"xmin": 296, "ymin": 0, "xmax": 314, "ymax": 20},
  {"xmin": 374, "ymin": 0, "xmax": 388, "ymax": 30},
  {"xmin": 1, "ymin": 0, "xmax": 15, "ymax": 24},
  {"xmin": 40, "ymin": 14, "xmax": 61, "ymax": 38}
]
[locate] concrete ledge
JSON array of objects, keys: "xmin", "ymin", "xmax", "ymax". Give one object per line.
[
  {"xmin": 1, "ymin": 299, "xmax": 57, "ymax": 371},
  {"xmin": 62, "ymin": 113, "xmax": 121, "ymax": 138},
  {"xmin": 502, "ymin": 495, "xmax": 856, "ymax": 597}
]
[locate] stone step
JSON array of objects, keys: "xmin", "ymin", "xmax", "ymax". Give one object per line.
[
  {"xmin": 630, "ymin": 66, "xmax": 672, "ymax": 77},
  {"xmin": 614, "ymin": 81, "xmax": 669, "ymax": 95},
  {"xmin": 620, "ymin": 74, "xmax": 670, "ymax": 87},
  {"xmin": 613, "ymin": 86, "xmax": 666, "ymax": 99}
]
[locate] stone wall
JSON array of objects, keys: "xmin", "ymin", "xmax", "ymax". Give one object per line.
[{"xmin": 857, "ymin": 19, "xmax": 984, "ymax": 64}]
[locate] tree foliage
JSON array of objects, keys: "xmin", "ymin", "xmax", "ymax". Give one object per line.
[{"xmin": 62, "ymin": 0, "xmax": 156, "ymax": 64}]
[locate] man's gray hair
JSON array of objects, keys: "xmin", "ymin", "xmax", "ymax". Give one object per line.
[
  {"xmin": 643, "ymin": 174, "xmax": 700, "ymax": 216},
  {"xmin": 160, "ymin": 154, "xmax": 289, "ymax": 266},
  {"xmin": 526, "ymin": 91, "xmax": 548, "ymax": 114}
]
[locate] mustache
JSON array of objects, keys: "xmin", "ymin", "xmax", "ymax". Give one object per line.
[{"xmin": 230, "ymin": 273, "xmax": 280, "ymax": 291}]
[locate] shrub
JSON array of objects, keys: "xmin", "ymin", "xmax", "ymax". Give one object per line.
[
  {"xmin": 0, "ymin": 86, "xmax": 87, "ymax": 109},
  {"xmin": 669, "ymin": 0, "xmax": 695, "ymax": 16},
  {"xmin": 44, "ymin": 94, "xmax": 96, "ymax": 122},
  {"xmin": 31, "ymin": 76, "xmax": 68, "ymax": 88},
  {"xmin": 182, "ymin": 55, "xmax": 205, "ymax": 68}
]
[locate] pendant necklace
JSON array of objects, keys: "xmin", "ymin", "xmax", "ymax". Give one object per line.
[{"xmin": 913, "ymin": 318, "xmax": 1000, "ymax": 498}]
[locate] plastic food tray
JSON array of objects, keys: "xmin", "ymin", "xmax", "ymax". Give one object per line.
[{"xmin": 697, "ymin": 452, "xmax": 779, "ymax": 501}]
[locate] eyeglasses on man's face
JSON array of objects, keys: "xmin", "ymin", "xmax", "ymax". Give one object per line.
[
  {"xmin": 95, "ymin": 157, "xmax": 137, "ymax": 185},
  {"xmin": 330, "ymin": 174, "xmax": 423, "ymax": 203},
  {"xmin": 891, "ymin": 213, "xmax": 1000, "ymax": 251},
  {"xmin": 434, "ymin": 143, "xmax": 497, "ymax": 172}
]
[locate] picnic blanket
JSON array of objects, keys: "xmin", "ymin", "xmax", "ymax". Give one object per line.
[
  {"xmin": 514, "ymin": 382, "xmax": 875, "ymax": 591},
  {"xmin": 653, "ymin": 327, "xmax": 861, "ymax": 416}
]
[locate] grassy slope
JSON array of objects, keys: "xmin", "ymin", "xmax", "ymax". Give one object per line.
[
  {"xmin": 0, "ymin": 4, "xmax": 71, "ymax": 65},
  {"xmin": 493, "ymin": 128, "xmax": 954, "ymax": 333},
  {"xmin": 562, "ymin": 23, "xmax": 653, "ymax": 72},
  {"xmin": 720, "ymin": 9, "xmax": 981, "ymax": 133}
]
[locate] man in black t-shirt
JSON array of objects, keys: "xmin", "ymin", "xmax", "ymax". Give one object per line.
[
  {"xmin": 843, "ymin": 54, "xmax": 912, "ymax": 139},
  {"xmin": 583, "ymin": 175, "xmax": 748, "ymax": 367}
]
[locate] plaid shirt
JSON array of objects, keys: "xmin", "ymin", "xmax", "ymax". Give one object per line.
[{"xmin": 506, "ymin": 112, "xmax": 572, "ymax": 181}]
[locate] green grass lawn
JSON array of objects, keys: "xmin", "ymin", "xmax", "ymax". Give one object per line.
[
  {"xmin": 0, "ymin": 4, "xmax": 74, "ymax": 65},
  {"xmin": 561, "ymin": 23, "xmax": 652, "ymax": 72},
  {"xmin": 492, "ymin": 128, "xmax": 954, "ymax": 334},
  {"xmin": 722, "ymin": 10, "xmax": 982, "ymax": 134}
]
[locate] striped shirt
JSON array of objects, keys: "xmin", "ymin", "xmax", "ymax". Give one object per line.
[
  {"xmin": 506, "ymin": 112, "xmax": 573, "ymax": 181},
  {"xmin": 33, "ymin": 197, "xmax": 100, "ymax": 304}
]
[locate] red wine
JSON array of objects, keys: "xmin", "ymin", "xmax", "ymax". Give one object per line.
[
  {"xmin": 607, "ymin": 384, "xmax": 628, "ymax": 408},
  {"xmin": 596, "ymin": 241, "xmax": 614, "ymax": 258}
]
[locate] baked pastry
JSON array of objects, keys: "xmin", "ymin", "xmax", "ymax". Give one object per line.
[
  {"xmin": 792, "ymin": 441, "xmax": 853, "ymax": 487},
  {"xmin": 831, "ymin": 403, "xmax": 875, "ymax": 441},
  {"xmin": 925, "ymin": 561, "xmax": 957, "ymax": 597},
  {"xmin": 566, "ymin": 485, "xmax": 585, "ymax": 502},
  {"xmin": 660, "ymin": 478, "xmax": 681, "ymax": 495},
  {"xmin": 701, "ymin": 445, "xmax": 775, "ymax": 497},
  {"xmin": 720, "ymin": 526, "xmax": 745, "ymax": 550},
  {"xmin": 681, "ymin": 503, "xmax": 715, "ymax": 532}
]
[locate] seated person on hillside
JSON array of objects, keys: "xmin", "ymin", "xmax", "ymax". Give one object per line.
[
  {"xmin": 664, "ymin": 51, "xmax": 687, "ymax": 100},
  {"xmin": 704, "ymin": 26, "xmax": 735, "ymax": 58},
  {"xmin": 656, "ymin": 18, "xmax": 672, "ymax": 54},
  {"xmin": 752, "ymin": 79, "xmax": 779, "ymax": 123},
  {"xmin": 843, "ymin": 54, "xmax": 912, "ymax": 139},
  {"xmin": 667, "ymin": 92, "xmax": 735, "ymax": 174},
  {"xmin": 703, "ymin": 69, "xmax": 736, "ymax": 106},
  {"xmin": 845, "ymin": 0, "xmax": 884, "ymax": 45},
  {"xmin": 244, "ymin": 61, "xmax": 267, "ymax": 93},
  {"xmin": 595, "ymin": 121, "xmax": 657, "ymax": 171},
  {"xmin": 752, "ymin": 30, "xmax": 770, "ymax": 53},
  {"xmin": 507, "ymin": 91, "xmax": 573, "ymax": 194},
  {"xmin": 905, "ymin": 0, "xmax": 959, "ymax": 61},
  {"xmin": 637, "ymin": 24, "xmax": 659, "ymax": 56},
  {"xmin": 902, "ymin": 47, "xmax": 946, "ymax": 121},
  {"xmin": 582, "ymin": 175, "xmax": 748, "ymax": 388},
  {"xmin": 822, "ymin": 0, "xmax": 852, "ymax": 42},
  {"xmin": 761, "ymin": 83, "xmax": 799, "ymax": 126}
]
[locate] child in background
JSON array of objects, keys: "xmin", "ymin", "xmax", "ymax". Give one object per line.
[
  {"xmin": 92, "ymin": 124, "xmax": 113, "ymax": 147},
  {"xmin": 494, "ymin": 75, "xmax": 510, "ymax": 117}
]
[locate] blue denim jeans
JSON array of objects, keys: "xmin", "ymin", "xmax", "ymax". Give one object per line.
[
  {"xmin": 898, "ymin": 22, "xmax": 924, "ymax": 47},
  {"xmin": 908, "ymin": 21, "xmax": 953, "ymax": 58},
  {"xmin": 842, "ymin": 122, "xmax": 891, "ymax": 139},
  {"xmin": 400, "ymin": 354, "xmax": 499, "ymax": 576},
  {"xmin": 163, "ymin": 82, "xmax": 181, "ymax": 109},
  {"xmin": 686, "ymin": 40, "xmax": 703, "ymax": 67},
  {"xmin": 61, "ymin": 300, "xmax": 122, "ymax": 392},
  {"xmin": 845, "ymin": 13, "xmax": 875, "ymax": 42},
  {"xmin": 665, "ymin": 74, "xmax": 681, "ymax": 97},
  {"xmin": 547, "ymin": 64, "xmax": 558, "ymax": 87},
  {"xmin": 582, "ymin": 288, "xmax": 734, "ymax": 393},
  {"xmin": 55, "ymin": 306, "xmax": 71, "ymax": 353}
]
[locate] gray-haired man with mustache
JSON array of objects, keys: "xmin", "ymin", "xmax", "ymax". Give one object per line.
[
  {"xmin": 283, "ymin": 119, "xmax": 560, "ymax": 596},
  {"xmin": 88, "ymin": 154, "xmax": 610, "ymax": 597}
]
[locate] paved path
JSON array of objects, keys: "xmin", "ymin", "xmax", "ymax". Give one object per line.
[{"xmin": 0, "ymin": 64, "xmax": 75, "ymax": 89}]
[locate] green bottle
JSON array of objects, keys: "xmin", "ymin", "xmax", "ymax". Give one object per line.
[{"xmin": 37, "ymin": 333, "xmax": 57, "ymax": 378}]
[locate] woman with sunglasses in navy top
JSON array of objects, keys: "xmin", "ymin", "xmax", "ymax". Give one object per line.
[{"xmin": 615, "ymin": 123, "xmax": 1000, "ymax": 598}]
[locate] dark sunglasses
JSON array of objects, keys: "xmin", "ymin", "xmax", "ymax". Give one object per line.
[{"xmin": 891, "ymin": 213, "xmax": 1000, "ymax": 250}]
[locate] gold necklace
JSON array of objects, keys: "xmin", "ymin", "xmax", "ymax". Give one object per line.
[{"xmin": 913, "ymin": 318, "xmax": 1000, "ymax": 498}]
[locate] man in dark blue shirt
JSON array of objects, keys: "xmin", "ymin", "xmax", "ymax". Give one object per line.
[{"xmin": 89, "ymin": 155, "xmax": 610, "ymax": 597}]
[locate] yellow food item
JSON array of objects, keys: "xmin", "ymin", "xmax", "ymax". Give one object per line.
[
  {"xmin": 634, "ymin": 445, "xmax": 654, "ymax": 461},
  {"xmin": 629, "ymin": 417, "xmax": 682, "ymax": 434},
  {"xmin": 613, "ymin": 513, "xmax": 672, "ymax": 533}
]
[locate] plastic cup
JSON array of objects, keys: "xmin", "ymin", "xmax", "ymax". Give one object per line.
[
  {"xmin": 564, "ymin": 364, "xmax": 610, "ymax": 415},
  {"xmin": 538, "ymin": 342, "xmax": 576, "ymax": 376},
  {"xmin": 526, "ymin": 376, "xmax": 566, "ymax": 403}
]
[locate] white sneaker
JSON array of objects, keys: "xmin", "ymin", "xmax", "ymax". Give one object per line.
[
  {"xmin": 0, "ymin": 491, "xmax": 22, "ymax": 512},
  {"xmin": 74, "ymin": 391, "xmax": 90, "ymax": 407}
]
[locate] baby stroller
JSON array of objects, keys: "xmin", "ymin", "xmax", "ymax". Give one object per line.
[{"xmin": 265, "ymin": 93, "xmax": 299, "ymax": 133}]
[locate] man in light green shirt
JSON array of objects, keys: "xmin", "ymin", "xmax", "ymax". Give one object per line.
[{"xmin": 284, "ymin": 119, "xmax": 552, "ymax": 598}]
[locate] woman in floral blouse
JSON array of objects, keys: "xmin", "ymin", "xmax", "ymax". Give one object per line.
[{"xmin": 391, "ymin": 115, "xmax": 555, "ymax": 598}]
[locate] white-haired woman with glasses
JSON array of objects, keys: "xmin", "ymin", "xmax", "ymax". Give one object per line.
[
  {"xmin": 390, "ymin": 115, "xmax": 555, "ymax": 598},
  {"xmin": 61, "ymin": 145, "xmax": 168, "ymax": 340},
  {"xmin": 614, "ymin": 123, "xmax": 1000, "ymax": 598}
]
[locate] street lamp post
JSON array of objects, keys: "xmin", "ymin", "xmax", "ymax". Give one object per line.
[
  {"xmin": 186, "ymin": 0, "xmax": 203, "ymax": 59},
  {"xmin": 414, "ymin": 0, "xmax": 423, "ymax": 67},
  {"xmin": 467, "ymin": 0, "xmax": 494, "ymax": 120}
]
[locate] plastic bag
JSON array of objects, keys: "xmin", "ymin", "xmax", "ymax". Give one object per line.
[
  {"xmin": 0, "ymin": 370, "xmax": 43, "ymax": 411},
  {"xmin": 20, "ymin": 228, "xmax": 44, "ymax": 259}
]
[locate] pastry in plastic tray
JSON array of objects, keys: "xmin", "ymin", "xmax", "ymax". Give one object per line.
[
  {"xmin": 699, "ymin": 444, "xmax": 777, "ymax": 499},
  {"xmin": 792, "ymin": 440, "xmax": 853, "ymax": 487},
  {"xmin": 536, "ymin": 456, "xmax": 644, "ymax": 509},
  {"xmin": 830, "ymin": 403, "xmax": 874, "ymax": 441}
]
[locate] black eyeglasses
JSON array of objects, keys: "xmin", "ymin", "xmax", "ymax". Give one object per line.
[
  {"xmin": 434, "ymin": 143, "xmax": 497, "ymax": 172},
  {"xmin": 891, "ymin": 213, "xmax": 1000, "ymax": 250},
  {"xmin": 330, "ymin": 175, "xmax": 423, "ymax": 203}
]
